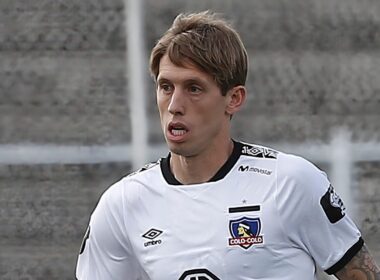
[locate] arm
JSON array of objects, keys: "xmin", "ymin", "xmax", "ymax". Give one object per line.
[
  {"xmin": 76, "ymin": 182, "xmax": 140, "ymax": 280},
  {"xmin": 335, "ymin": 245, "xmax": 380, "ymax": 280}
]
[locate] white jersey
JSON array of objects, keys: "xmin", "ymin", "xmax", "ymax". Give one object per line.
[{"xmin": 76, "ymin": 141, "xmax": 363, "ymax": 280}]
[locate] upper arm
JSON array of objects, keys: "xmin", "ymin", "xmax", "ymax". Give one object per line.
[
  {"xmin": 276, "ymin": 154, "xmax": 362, "ymax": 272},
  {"xmin": 335, "ymin": 244, "xmax": 380, "ymax": 280},
  {"xmin": 76, "ymin": 183, "xmax": 140, "ymax": 280}
]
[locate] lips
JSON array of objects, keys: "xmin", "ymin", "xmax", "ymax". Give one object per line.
[{"xmin": 167, "ymin": 122, "xmax": 189, "ymax": 142}]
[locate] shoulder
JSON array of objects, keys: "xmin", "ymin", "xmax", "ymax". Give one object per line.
[
  {"xmin": 276, "ymin": 152, "xmax": 328, "ymax": 185},
  {"xmin": 126, "ymin": 161, "xmax": 161, "ymax": 179},
  {"xmin": 275, "ymin": 151, "xmax": 330, "ymax": 203},
  {"xmin": 273, "ymin": 152, "xmax": 333, "ymax": 231},
  {"xmin": 238, "ymin": 141, "xmax": 279, "ymax": 160},
  {"xmin": 277, "ymin": 152, "xmax": 320, "ymax": 176},
  {"xmin": 99, "ymin": 160, "xmax": 162, "ymax": 208},
  {"xmin": 237, "ymin": 140, "xmax": 328, "ymax": 189},
  {"xmin": 236, "ymin": 140, "xmax": 326, "ymax": 182}
]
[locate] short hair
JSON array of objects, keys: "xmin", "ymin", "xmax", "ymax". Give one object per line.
[{"xmin": 149, "ymin": 11, "xmax": 248, "ymax": 95}]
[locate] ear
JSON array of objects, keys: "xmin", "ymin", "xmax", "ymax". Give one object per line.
[{"xmin": 225, "ymin": 85, "xmax": 246, "ymax": 116}]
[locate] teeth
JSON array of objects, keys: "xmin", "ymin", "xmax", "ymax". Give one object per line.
[{"xmin": 172, "ymin": 129, "xmax": 186, "ymax": 136}]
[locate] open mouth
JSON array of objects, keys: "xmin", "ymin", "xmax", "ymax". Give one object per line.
[{"xmin": 168, "ymin": 122, "xmax": 189, "ymax": 137}]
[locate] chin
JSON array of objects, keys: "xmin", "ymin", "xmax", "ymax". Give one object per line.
[{"xmin": 167, "ymin": 142, "xmax": 195, "ymax": 157}]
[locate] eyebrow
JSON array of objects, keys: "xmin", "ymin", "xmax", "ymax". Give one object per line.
[
  {"xmin": 157, "ymin": 76, "xmax": 207, "ymax": 86},
  {"xmin": 156, "ymin": 77, "xmax": 170, "ymax": 84},
  {"xmin": 185, "ymin": 78, "xmax": 206, "ymax": 85}
]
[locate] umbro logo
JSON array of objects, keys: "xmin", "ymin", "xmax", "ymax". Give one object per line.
[
  {"xmin": 238, "ymin": 165, "xmax": 272, "ymax": 175},
  {"xmin": 142, "ymin": 228, "xmax": 163, "ymax": 247},
  {"xmin": 142, "ymin": 228, "xmax": 162, "ymax": 239},
  {"xmin": 241, "ymin": 145, "xmax": 277, "ymax": 159}
]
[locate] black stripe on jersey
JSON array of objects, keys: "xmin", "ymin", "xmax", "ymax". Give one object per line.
[
  {"xmin": 325, "ymin": 237, "xmax": 364, "ymax": 275},
  {"xmin": 229, "ymin": 205, "xmax": 261, "ymax": 213},
  {"xmin": 161, "ymin": 140, "xmax": 243, "ymax": 185}
]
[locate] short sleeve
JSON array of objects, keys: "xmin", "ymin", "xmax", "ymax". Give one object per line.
[
  {"xmin": 275, "ymin": 153, "xmax": 363, "ymax": 274},
  {"xmin": 76, "ymin": 181, "xmax": 140, "ymax": 280}
]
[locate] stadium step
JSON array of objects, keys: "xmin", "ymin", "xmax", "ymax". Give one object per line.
[
  {"xmin": 1, "ymin": 51, "xmax": 379, "ymax": 144},
  {"xmin": 0, "ymin": 163, "xmax": 130, "ymax": 245},
  {"xmin": 0, "ymin": 244, "xmax": 80, "ymax": 280},
  {"xmin": 0, "ymin": 0, "xmax": 378, "ymax": 52},
  {"xmin": 146, "ymin": 0, "xmax": 380, "ymax": 51}
]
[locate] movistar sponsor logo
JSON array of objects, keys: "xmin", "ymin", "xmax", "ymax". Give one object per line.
[{"xmin": 238, "ymin": 165, "xmax": 272, "ymax": 175}]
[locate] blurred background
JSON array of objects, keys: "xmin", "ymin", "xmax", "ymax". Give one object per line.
[{"xmin": 0, "ymin": 0, "xmax": 379, "ymax": 279}]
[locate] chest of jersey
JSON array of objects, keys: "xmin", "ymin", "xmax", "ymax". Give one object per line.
[{"xmin": 125, "ymin": 160, "xmax": 315, "ymax": 280}]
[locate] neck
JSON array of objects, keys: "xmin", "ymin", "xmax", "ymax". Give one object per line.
[{"xmin": 170, "ymin": 138, "xmax": 234, "ymax": 185}]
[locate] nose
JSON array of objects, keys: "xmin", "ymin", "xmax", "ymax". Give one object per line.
[{"xmin": 168, "ymin": 88, "xmax": 185, "ymax": 115}]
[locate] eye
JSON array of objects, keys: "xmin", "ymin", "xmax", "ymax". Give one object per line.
[
  {"xmin": 188, "ymin": 85, "xmax": 202, "ymax": 94},
  {"xmin": 158, "ymin": 83, "xmax": 173, "ymax": 94}
]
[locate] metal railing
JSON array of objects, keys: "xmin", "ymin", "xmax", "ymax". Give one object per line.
[{"xmin": 1, "ymin": 129, "xmax": 379, "ymax": 218}]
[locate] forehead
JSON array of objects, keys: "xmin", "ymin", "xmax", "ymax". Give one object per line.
[{"xmin": 157, "ymin": 54, "xmax": 215, "ymax": 84}]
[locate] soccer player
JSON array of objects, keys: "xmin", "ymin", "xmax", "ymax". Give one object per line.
[{"xmin": 76, "ymin": 11, "xmax": 380, "ymax": 280}]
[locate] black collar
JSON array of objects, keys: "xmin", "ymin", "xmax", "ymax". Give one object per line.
[{"xmin": 160, "ymin": 140, "xmax": 243, "ymax": 185}]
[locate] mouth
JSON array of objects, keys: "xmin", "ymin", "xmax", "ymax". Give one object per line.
[{"xmin": 167, "ymin": 122, "xmax": 189, "ymax": 141}]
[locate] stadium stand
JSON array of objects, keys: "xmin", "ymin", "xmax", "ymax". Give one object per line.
[{"xmin": 0, "ymin": 0, "xmax": 378, "ymax": 278}]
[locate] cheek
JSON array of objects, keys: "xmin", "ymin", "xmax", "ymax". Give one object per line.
[
  {"xmin": 195, "ymin": 102, "xmax": 226, "ymax": 127},
  {"xmin": 156, "ymin": 97, "xmax": 167, "ymax": 116}
]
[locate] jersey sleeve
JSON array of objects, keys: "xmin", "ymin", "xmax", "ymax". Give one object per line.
[
  {"xmin": 76, "ymin": 180, "xmax": 140, "ymax": 280},
  {"xmin": 275, "ymin": 153, "xmax": 363, "ymax": 275}
]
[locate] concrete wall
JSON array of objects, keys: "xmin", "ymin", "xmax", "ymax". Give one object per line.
[{"xmin": 0, "ymin": 0, "xmax": 379, "ymax": 279}]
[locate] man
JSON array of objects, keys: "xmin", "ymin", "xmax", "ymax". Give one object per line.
[
  {"xmin": 237, "ymin": 223, "xmax": 253, "ymax": 238},
  {"xmin": 76, "ymin": 11, "xmax": 380, "ymax": 280}
]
